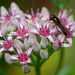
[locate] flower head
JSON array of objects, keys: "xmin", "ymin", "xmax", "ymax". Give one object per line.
[
  {"xmin": 4, "ymin": 47, "xmax": 33, "ymax": 64},
  {"xmin": 0, "ymin": 35, "xmax": 14, "ymax": 53}
]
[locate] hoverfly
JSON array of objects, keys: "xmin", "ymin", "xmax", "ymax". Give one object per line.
[{"xmin": 50, "ymin": 14, "xmax": 70, "ymax": 36}]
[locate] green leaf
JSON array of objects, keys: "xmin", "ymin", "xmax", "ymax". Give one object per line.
[
  {"xmin": 12, "ymin": 35, "xmax": 17, "ymax": 40},
  {"xmin": 51, "ymin": 0, "xmax": 56, "ymax": 4},
  {"xmin": 57, "ymin": 0, "xmax": 61, "ymax": 5},
  {"xmin": 36, "ymin": 35, "xmax": 41, "ymax": 43},
  {"xmin": 57, "ymin": 66, "xmax": 72, "ymax": 75},
  {"xmin": 62, "ymin": 0, "xmax": 70, "ymax": 8},
  {"xmin": 0, "ymin": 37, "xmax": 5, "ymax": 40},
  {"xmin": 0, "ymin": 67, "xmax": 7, "ymax": 75}
]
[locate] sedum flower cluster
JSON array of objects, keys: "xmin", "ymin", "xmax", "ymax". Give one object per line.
[{"xmin": 0, "ymin": 2, "xmax": 75, "ymax": 73}]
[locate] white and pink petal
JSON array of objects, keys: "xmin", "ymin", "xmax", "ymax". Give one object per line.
[
  {"xmin": 26, "ymin": 47, "xmax": 33, "ymax": 56},
  {"xmin": 9, "ymin": 47, "xmax": 14, "ymax": 51},
  {"xmin": 11, "ymin": 2, "xmax": 19, "ymax": 15},
  {"xmin": 29, "ymin": 29, "xmax": 39, "ymax": 34},
  {"xmin": 1, "ymin": 6, "xmax": 8, "ymax": 16},
  {"xmin": 47, "ymin": 35, "xmax": 54, "ymax": 43},
  {"xmin": 0, "ymin": 48, "xmax": 5, "ymax": 53}
]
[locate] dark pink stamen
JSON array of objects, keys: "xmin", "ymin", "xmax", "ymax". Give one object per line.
[
  {"xmin": 16, "ymin": 27, "xmax": 27, "ymax": 36},
  {"xmin": 39, "ymin": 26, "xmax": 50, "ymax": 36},
  {"xmin": 18, "ymin": 53, "xmax": 28, "ymax": 62},
  {"xmin": 5, "ymin": 15, "xmax": 10, "ymax": 22},
  {"xmin": 4, "ymin": 12, "xmax": 12, "ymax": 22},
  {"xmin": 3, "ymin": 40, "xmax": 12, "ymax": 50}
]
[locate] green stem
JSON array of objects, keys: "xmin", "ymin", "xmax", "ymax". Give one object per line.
[
  {"xmin": 35, "ymin": 53, "xmax": 41, "ymax": 75},
  {"xmin": 40, "ymin": 42, "xmax": 55, "ymax": 66},
  {"xmin": 35, "ymin": 66, "xmax": 41, "ymax": 75},
  {"xmin": 55, "ymin": 48, "xmax": 64, "ymax": 75}
]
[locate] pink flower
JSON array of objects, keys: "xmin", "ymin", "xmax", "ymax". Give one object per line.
[
  {"xmin": 52, "ymin": 34, "xmax": 72, "ymax": 50},
  {"xmin": 4, "ymin": 47, "xmax": 33, "ymax": 64},
  {"xmin": 0, "ymin": 35, "xmax": 14, "ymax": 53},
  {"xmin": 9, "ymin": 26, "xmax": 29, "ymax": 39},
  {"xmin": 0, "ymin": 2, "xmax": 24, "ymax": 25},
  {"xmin": 30, "ymin": 22, "xmax": 54, "ymax": 43},
  {"xmin": 25, "ymin": 8, "xmax": 41, "ymax": 22},
  {"xmin": 58, "ymin": 9, "xmax": 75, "ymax": 38},
  {"xmin": 58, "ymin": 9, "xmax": 74, "ymax": 26},
  {"xmin": 11, "ymin": 2, "xmax": 24, "ymax": 18},
  {"xmin": 0, "ymin": 6, "xmax": 12, "ymax": 23}
]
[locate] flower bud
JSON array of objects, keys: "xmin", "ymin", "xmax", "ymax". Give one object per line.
[
  {"xmin": 41, "ymin": 7, "xmax": 50, "ymax": 20},
  {"xmin": 1, "ymin": 6, "xmax": 8, "ymax": 16},
  {"xmin": 28, "ymin": 33, "xmax": 37, "ymax": 46},
  {"xmin": 32, "ymin": 41, "xmax": 41, "ymax": 52},
  {"xmin": 40, "ymin": 37, "xmax": 49, "ymax": 48},
  {"xmin": 22, "ymin": 65, "xmax": 30, "ymax": 74},
  {"xmin": 52, "ymin": 41, "xmax": 60, "ymax": 50},
  {"xmin": 40, "ymin": 50, "xmax": 48, "ymax": 60},
  {"xmin": 1, "ymin": 22, "xmax": 8, "ymax": 35},
  {"xmin": 13, "ymin": 39, "xmax": 23, "ymax": 48},
  {"xmin": 4, "ymin": 53, "xmax": 12, "ymax": 64}
]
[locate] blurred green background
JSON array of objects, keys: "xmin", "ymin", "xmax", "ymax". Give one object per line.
[{"xmin": 0, "ymin": 0, "xmax": 75, "ymax": 75}]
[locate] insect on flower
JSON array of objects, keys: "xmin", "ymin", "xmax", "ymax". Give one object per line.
[{"xmin": 50, "ymin": 14, "xmax": 70, "ymax": 36}]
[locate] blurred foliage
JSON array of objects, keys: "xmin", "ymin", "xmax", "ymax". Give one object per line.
[
  {"xmin": 0, "ymin": 67, "xmax": 7, "ymax": 75},
  {"xmin": 51, "ymin": 0, "xmax": 70, "ymax": 11},
  {"xmin": 57, "ymin": 66, "xmax": 72, "ymax": 75}
]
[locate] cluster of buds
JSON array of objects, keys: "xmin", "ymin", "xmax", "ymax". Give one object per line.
[{"xmin": 0, "ymin": 2, "xmax": 75, "ymax": 73}]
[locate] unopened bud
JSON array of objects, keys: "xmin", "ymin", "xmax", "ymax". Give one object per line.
[
  {"xmin": 40, "ymin": 37, "xmax": 49, "ymax": 48},
  {"xmin": 22, "ymin": 65, "xmax": 30, "ymax": 74},
  {"xmin": 32, "ymin": 42, "xmax": 41, "ymax": 52},
  {"xmin": 14, "ymin": 39, "xmax": 23, "ymax": 48},
  {"xmin": 52, "ymin": 41, "xmax": 60, "ymax": 50},
  {"xmin": 4, "ymin": 53, "xmax": 12, "ymax": 64},
  {"xmin": 28, "ymin": 33, "xmax": 37, "ymax": 46},
  {"xmin": 40, "ymin": 50, "xmax": 48, "ymax": 60}
]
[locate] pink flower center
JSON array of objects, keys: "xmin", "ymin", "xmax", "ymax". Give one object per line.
[
  {"xmin": 39, "ymin": 26, "xmax": 50, "ymax": 36},
  {"xmin": 3, "ymin": 40, "xmax": 12, "ymax": 50},
  {"xmin": 18, "ymin": 53, "xmax": 28, "ymax": 62},
  {"xmin": 5, "ymin": 15, "xmax": 10, "ymax": 22},
  {"xmin": 4, "ymin": 12, "xmax": 12, "ymax": 22},
  {"xmin": 16, "ymin": 27, "xmax": 27, "ymax": 36}
]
